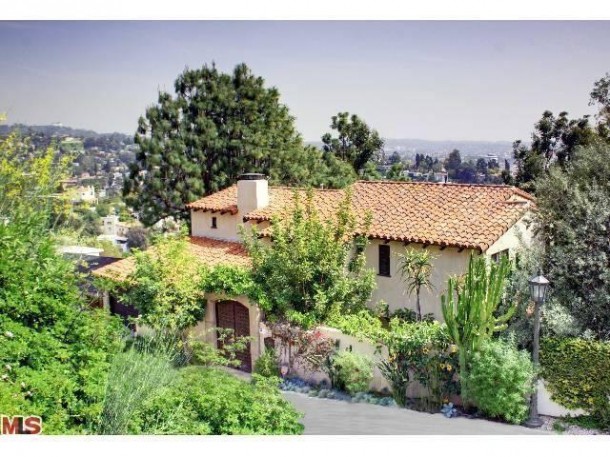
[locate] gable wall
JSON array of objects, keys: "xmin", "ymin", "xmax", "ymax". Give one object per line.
[{"xmin": 485, "ymin": 212, "xmax": 534, "ymax": 257}]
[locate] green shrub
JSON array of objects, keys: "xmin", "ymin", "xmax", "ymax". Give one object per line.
[
  {"xmin": 243, "ymin": 190, "xmax": 375, "ymax": 326},
  {"xmin": 98, "ymin": 333, "xmax": 180, "ymax": 434},
  {"xmin": 330, "ymin": 350, "xmax": 373, "ymax": 394},
  {"xmin": 541, "ymin": 338, "xmax": 610, "ymax": 429},
  {"xmin": 465, "ymin": 339, "xmax": 534, "ymax": 424},
  {"xmin": 0, "ymin": 208, "xmax": 125, "ymax": 434},
  {"xmin": 254, "ymin": 348, "xmax": 281, "ymax": 378},
  {"xmin": 326, "ymin": 309, "xmax": 385, "ymax": 343},
  {"xmin": 130, "ymin": 367, "xmax": 303, "ymax": 434},
  {"xmin": 379, "ymin": 320, "xmax": 458, "ymax": 410},
  {"xmin": 188, "ymin": 329, "xmax": 252, "ymax": 368}
]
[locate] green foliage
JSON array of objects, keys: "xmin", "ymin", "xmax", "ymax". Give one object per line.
[
  {"xmin": 97, "ymin": 334, "xmax": 181, "ymax": 434},
  {"xmin": 326, "ymin": 312, "xmax": 457, "ymax": 408},
  {"xmin": 398, "ymin": 248, "xmax": 436, "ymax": 321},
  {"xmin": 536, "ymin": 143, "xmax": 610, "ymax": 339},
  {"xmin": 441, "ymin": 254, "xmax": 513, "ymax": 401},
  {"xmin": 119, "ymin": 235, "xmax": 206, "ymax": 333},
  {"xmin": 253, "ymin": 348, "xmax": 281, "ymax": 378},
  {"xmin": 244, "ymin": 190, "xmax": 375, "ymax": 327},
  {"xmin": 329, "ymin": 350, "xmax": 374, "ymax": 395},
  {"xmin": 326, "ymin": 309, "xmax": 386, "ymax": 343},
  {"xmin": 187, "ymin": 328, "xmax": 252, "ymax": 369},
  {"xmin": 465, "ymin": 338, "xmax": 534, "ymax": 424},
  {"xmin": 378, "ymin": 358, "xmax": 410, "ymax": 407},
  {"xmin": 125, "ymin": 62, "xmax": 353, "ymax": 226},
  {"xmin": 321, "ymin": 111, "xmax": 385, "ymax": 176},
  {"xmin": 385, "ymin": 162, "xmax": 408, "ymax": 181},
  {"xmin": 130, "ymin": 367, "xmax": 303, "ymax": 435},
  {"xmin": 508, "ymin": 74, "xmax": 610, "ymax": 192},
  {"xmin": 200, "ymin": 264, "xmax": 270, "ymax": 311},
  {"xmin": 541, "ymin": 338, "xmax": 610, "ymax": 429},
  {"xmin": 0, "ymin": 136, "xmax": 125, "ymax": 434},
  {"xmin": 380, "ymin": 320, "xmax": 458, "ymax": 410}
]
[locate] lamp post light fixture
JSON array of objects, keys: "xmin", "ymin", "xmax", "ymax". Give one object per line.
[{"xmin": 525, "ymin": 273, "xmax": 550, "ymax": 428}]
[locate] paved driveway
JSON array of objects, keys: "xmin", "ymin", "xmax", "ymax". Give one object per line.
[{"xmin": 283, "ymin": 392, "xmax": 549, "ymax": 435}]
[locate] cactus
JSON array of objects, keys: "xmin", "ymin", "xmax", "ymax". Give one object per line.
[{"xmin": 441, "ymin": 254, "xmax": 515, "ymax": 405}]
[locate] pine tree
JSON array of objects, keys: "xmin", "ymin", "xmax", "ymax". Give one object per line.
[
  {"xmin": 124, "ymin": 63, "xmax": 352, "ymax": 226},
  {"xmin": 321, "ymin": 112, "xmax": 384, "ymax": 176}
]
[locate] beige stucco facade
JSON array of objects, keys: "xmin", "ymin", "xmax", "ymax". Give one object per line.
[
  {"xmin": 364, "ymin": 239, "xmax": 475, "ymax": 318},
  {"xmin": 191, "ymin": 207, "xmax": 535, "ymax": 321}
]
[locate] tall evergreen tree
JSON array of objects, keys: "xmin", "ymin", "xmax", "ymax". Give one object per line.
[
  {"xmin": 321, "ymin": 112, "xmax": 384, "ymax": 177},
  {"xmin": 124, "ymin": 63, "xmax": 351, "ymax": 226},
  {"xmin": 446, "ymin": 149, "xmax": 461, "ymax": 179},
  {"xmin": 506, "ymin": 73, "xmax": 610, "ymax": 193}
]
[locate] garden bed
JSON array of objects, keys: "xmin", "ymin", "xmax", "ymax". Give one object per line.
[{"xmin": 280, "ymin": 377, "xmax": 397, "ymax": 407}]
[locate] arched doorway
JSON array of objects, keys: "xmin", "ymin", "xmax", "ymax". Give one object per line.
[{"xmin": 215, "ymin": 300, "xmax": 252, "ymax": 372}]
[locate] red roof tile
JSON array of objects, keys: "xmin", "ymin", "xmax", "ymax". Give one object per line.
[
  {"xmin": 187, "ymin": 181, "xmax": 535, "ymax": 252},
  {"xmin": 92, "ymin": 236, "xmax": 250, "ymax": 281}
]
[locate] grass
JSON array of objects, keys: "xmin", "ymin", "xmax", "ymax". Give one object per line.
[{"xmin": 97, "ymin": 333, "xmax": 184, "ymax": 434}]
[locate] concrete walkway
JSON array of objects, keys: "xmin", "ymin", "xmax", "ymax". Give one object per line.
[{"xmin": 283, "ymin": 392, "xmax": 549, "ymax": 435}]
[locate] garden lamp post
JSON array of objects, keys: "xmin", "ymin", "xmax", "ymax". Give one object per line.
[{"xmin": 525, "ymin": 273, "xmax": 550, "ymax": 428}]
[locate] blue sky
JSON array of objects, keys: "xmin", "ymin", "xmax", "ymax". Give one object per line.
[{"xmin": 1, "ymin": 21, "xmax": 609, "ymax": 141}]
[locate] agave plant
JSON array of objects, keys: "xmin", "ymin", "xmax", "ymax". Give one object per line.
[{"xmin": 441, "ymin": 254, "xmax": 515, "ymax": 405}]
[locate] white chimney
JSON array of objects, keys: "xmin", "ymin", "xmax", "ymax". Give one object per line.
[{"xmin": 237, "ymin": 173, "xmax": 269, "ymax": 215}]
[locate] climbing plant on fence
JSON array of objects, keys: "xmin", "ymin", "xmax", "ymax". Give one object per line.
[{"xmin": 541, "ymin": 338, "xmax": 610, "ymax": 429}]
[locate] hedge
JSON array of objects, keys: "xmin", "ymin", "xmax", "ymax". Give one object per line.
[{"xmin": 541, "ymin": 338, "xmax": 610, "ymax": 423}]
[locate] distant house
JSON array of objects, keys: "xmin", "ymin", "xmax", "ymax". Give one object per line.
[
  {"xmin": 71, "ymin": 185, "xmax": 97, "ymax": 204},
  {"xmin": 94, "ymin": 174, "xmax": 536, "ymax": 373},
  {"xmin": 98, "ymin": 214, "xmax": 142, "ymax": 252}
]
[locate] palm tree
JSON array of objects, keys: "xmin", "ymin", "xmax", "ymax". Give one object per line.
[{"xmin": 398, "ymin": 248, "xmax": 435, "ymax": 321}]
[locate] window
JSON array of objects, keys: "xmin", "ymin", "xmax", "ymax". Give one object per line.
[
  {"xmin": 378, "ymin": 244, "xmax": 391, "ymax": 277},
  {"xmin": 211, "ymin": 217, "xmax": 217, "ymax": 229},
  {"xmin": 491, "ymin": 249, "xmax": 509, "ymax": 263}
]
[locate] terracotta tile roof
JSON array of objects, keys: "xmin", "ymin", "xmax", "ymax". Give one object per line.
[
  {"xmin": 186, "ymin": 186, "xmax": 239, "ymax": 214},
  {"xmin": 187, "ymin": 181, "xmax": 534, "ymax": 252},
  {"xmin": 344, "ymin": 181, "xmax": 535, "ymax": 251},
  {"xmin": 91, "ymin": 236, "xmax": 251, "ymax": 281}
]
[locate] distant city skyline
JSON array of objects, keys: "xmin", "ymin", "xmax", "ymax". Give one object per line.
[{"xmin": 1, "ymin": 21, "xmax": 609, "ymax": 142}]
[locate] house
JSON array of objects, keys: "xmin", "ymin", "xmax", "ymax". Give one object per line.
[
  {"xmin": 71, "ymin": 185, "xmax": 97, "ymax": 204},
  {"xmin": 93, "ymin": 174, "xmax": 535, "ymax": 372}
]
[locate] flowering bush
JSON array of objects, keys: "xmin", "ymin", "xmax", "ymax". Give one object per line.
[{"xmin": 269, "ymin": 322, "xmax": 335, "ymax": 376}]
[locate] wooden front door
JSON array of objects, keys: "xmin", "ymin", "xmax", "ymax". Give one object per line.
[{"xmin": 215, "ymin": 300, "xmax": 252, "ymax": 372}]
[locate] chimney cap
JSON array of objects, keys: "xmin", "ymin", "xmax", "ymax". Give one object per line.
[{"xmin": 238, "ymin": 173, "xmax": 266, "ymax": 181}]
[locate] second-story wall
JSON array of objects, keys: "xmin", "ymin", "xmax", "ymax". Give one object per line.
[
  {"xmin": 364, "ymin": 239, "xmax": 473, "ymax": 318},
  {"xmin": 191, "ymin": 210, "xmax": 243, "ymax": 241}
]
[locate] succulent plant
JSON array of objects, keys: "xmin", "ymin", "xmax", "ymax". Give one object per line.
[{"xmin": 440, "ymin": 402, "xmax": 458, "ymax": 418}]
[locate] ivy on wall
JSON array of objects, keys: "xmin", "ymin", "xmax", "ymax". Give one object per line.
[{"xmin": 541, "ymin": 338, "xmax": 610, "ymax": 426}]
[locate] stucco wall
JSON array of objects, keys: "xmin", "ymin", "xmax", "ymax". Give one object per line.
[
  {"xmin": 537, "ymin": 379, "xmax": 586, "ymax": 417},
  {"xmin": 190, "ymin": 210, "xmax": 244, "ymax": 241},
  {"xmin": 485, "ymin": 213, "xmax": 534, "ymax": 257},
  {"xmin": 364, "ymin": 240, "xmax": 474, "ymax": 318},
  {"xmin": 266, "ymin": 323, "xmax": 430, "ymax": 397}
]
